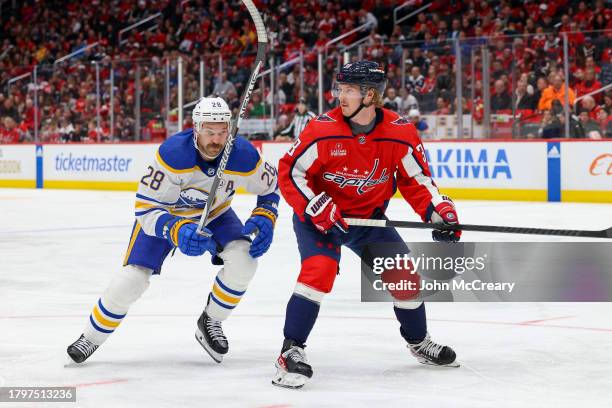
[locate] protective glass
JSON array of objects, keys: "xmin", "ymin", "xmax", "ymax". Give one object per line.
[{"xmin": 331, "ymin": 83, "xmax": 367, "ymax": 99}]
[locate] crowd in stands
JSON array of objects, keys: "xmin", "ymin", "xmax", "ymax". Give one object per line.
[
  {"xmin": 373, "ymin": 0, "xmax": 612, "ymax": 139},
  {"xmin": 0, "ymin": 0, "xmax": 611, "ymax": 144}
]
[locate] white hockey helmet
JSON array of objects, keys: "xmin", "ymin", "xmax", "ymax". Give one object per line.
[{"xmin": 192, "ymin": 96, "xmax": 232, "ymax": 132}]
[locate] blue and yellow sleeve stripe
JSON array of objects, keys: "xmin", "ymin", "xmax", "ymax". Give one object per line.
[
  {"xmin": 89, "ymin": 298, "xmax": 127, "ymax": 334},
  {"xmin": 209, "ymin": 277, "xmax": 245, "ymax": 310}
]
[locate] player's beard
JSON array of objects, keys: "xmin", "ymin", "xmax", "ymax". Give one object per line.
[
  {"xmin": 196, "ymin": 137, "xmax": 225, "ymax": 161},
  {"xmin": 204, "ymin": 143, "xmax": 224, "ymax": 158}
]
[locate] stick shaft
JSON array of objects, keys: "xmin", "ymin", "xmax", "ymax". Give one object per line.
[
  {"xmin": 345, "ymin": 218, "xmax": 612, "ymax": 239},
  {"xmin": 196, "ymin": 0, "xmax": 267, "ymax": 234}
]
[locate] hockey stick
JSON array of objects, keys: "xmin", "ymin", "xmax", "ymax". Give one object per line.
[
  {"xmin": 196, "ymin": 0, "xmax": 267, "ymax": 236},
  {"xmin": 345, "ymin": 218, "xmax": 612, "ymax": 239}
]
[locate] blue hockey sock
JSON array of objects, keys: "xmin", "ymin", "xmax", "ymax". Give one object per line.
[
  {"xmin": 394, "ymin": 303, "xmax": 427, "ymax": 344},
  {"xmin": 283, "ymin": 294, "xmax": 320, "ymax": 345}
]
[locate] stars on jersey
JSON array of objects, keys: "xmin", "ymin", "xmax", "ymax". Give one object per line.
[
  {"xmin": 341, "ymin": 166, "xmax": 369, "ymax": 175},
  {"xmin": 278, "ymin": 106, "xmax": 444, "ymax": 221}
]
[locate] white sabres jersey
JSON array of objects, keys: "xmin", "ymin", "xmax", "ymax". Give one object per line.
[{"xmin": 134, "ymin": 129, "xmax": 278, "ymax": 238}]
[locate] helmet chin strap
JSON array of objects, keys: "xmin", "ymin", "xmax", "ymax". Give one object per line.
[{"xmin": 344, "ymin": 93, "xmax": 374, "ymax": 120}]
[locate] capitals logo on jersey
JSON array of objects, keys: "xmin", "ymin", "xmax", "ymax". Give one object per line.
[
  {"xmin": 278, "ymin": 106, "xmax": 446, "ymax": 220},
  {"xmin": 322, "ymin": 158, "xmax": 389, "ymax": 195}
]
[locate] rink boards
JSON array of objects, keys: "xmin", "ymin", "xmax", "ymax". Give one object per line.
[{"xmin": 0, "ymin": 140, "xmax": 610, "ymax": 203}]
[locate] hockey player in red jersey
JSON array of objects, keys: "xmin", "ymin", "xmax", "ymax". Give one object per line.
[{"xmin": 272, "ymin": 61, "xmax": 460, "ymax": 389}]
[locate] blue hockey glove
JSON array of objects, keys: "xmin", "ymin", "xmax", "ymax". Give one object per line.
[
  {"xmin": 164, "ymin": 218, "xmax": 217, "ymax": 257},
  {"xmin": 241, "ymin": 204, "xmax": 278, "ymax": 258}
]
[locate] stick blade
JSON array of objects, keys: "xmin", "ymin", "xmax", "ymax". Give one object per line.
[{"xmin": 606, "ymin": 227, "xmax": 612, "ymax": 239}]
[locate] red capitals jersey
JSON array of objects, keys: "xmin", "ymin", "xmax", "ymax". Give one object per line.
[{"xmin": 278, "ymin": 107, "xmax": 444, "ymax": 220}]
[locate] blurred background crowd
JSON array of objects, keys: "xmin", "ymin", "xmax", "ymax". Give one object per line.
[{"xmin": 0, "ymin": 0, "xmax": 610, "ymax": 143}]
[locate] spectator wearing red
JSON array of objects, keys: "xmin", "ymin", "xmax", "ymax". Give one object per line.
[
  {"xmin": 565, "ymin": 21, "xmax": 586, "ymax": 50},
  {"xmin": 576, "ymin": 68, "xmax": 603, "ymax": 102},
  {"xmin": 0, "ymin": 117, "xmax": 21, "ymax": 143},
  {"xmin": 572, "ymin": 1, "xmax": 593, "ymax": 26},
  {"xmin": 143, "ymin": 115, "xmax": 167, "ymax": 141},
  {"xmin": 580, "ymin": 96, "xmax": 603, "ymax": 121},
  {"xmin": 21, "ymin": 98, "xmax": 38, "ymax": 130},
  {"xmin": 284, "ymin": 31, "xmax": 306, "ymax": 61},
  {"xmin": 421, "ymin": 66, "xmax": 437, "ymax": 94},
  {"xmin": 585, "ymin": 56, "xmax": 602, "ymax": 75},
  {"xmin": 530, "ymin": 26, "xmax": 546, "ymax": 50},
  {"xmin": 460, "ymin": 16, "xmax": 474, "ymax": 38},
  {"xmin": 317, "ymin": 11, "xmax": 336, "ymax": 36},
  {"xmin": 413, "ymin": 12, "xmax": 433, "ymax": 35},
  {"xmin": 476, "ymin": 0, "xmax": 494, "ymax": 19},
  {"xmin": 593, "ymin": 0, "xmax": 612, "ymax": 21},
  {"xmin": 434, "ymin": 97, "xmax": 450, "ymax": 115}
]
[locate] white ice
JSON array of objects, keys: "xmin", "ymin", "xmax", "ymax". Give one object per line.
[{"xmin": 1, "ymin": 188, "xmax": 611, "ymax": 408}]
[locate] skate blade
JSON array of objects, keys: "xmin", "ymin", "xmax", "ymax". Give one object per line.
[
  {"xmin": 64, "ymin": 354, "xmax": 80, "ymax": 367},
  {"xmin": 64, "ymin": 350, "xmax": 87, "ymax": 367},
  {"xmin": 271, "ymin": 367, "xmax": 308, "ymax": 389},
  {"xmin": 416, "ymin": 357, "xmax": 460, "ymax": 368},
  {"xmin": 195, "ymin": 329, "xmax": 223, "ymax": 363}
]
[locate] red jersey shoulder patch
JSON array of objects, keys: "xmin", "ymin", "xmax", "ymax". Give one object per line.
[
  {"xmin": 390, "ymin": 117, "xmax": 412, "ymax": 126},
  {"xmin": 315, "ymin": 114, "xmax": 336, "ymax": 122}
]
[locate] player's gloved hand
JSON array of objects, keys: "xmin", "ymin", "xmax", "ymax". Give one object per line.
[
  {"xmin": 165, "ymin": 218, "xmax": 217, "ymax": 256},
  {"xmin": 305, "ymin": 192, "xmax": 348, "ymax": 234},
  {"xmin": 242, "ymin": 204, "xmax": 278, "ymax": 258},
  {"xmin": 426, "ymin": 196, "xmax": 461, "ymax": 242}
]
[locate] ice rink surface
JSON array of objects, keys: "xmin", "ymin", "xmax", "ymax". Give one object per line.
[{"xmin": 1, "ymin": 188, "xmax": 611, "ymax": 408}]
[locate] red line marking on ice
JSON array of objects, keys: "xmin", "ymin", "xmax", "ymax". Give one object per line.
[
  {"xmin": 518, "ymin": 315, "xmax": 574, "ymax": 325},
  {"xmin": 2, "ymin": 313, "xmax": 611, "ymax": 333},
  {"xmin": 429, "ymin": 318, "xmax": 612, "ymax": 332},
  {"xmin": 256, "ymin": 405, "xmax": 292, "ymax": 408},
  {"xmin": 67, "ymin": 379, "xmax": 129, "ymax": 388}
]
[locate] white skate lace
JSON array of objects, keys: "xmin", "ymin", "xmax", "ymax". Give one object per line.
[
  {"xmin": 412, "ymin": 336, "xmax": 443, "ymax": 358},
  {"xmin": 206, "ymin": 318, "xmax": 226, "ymax": 342},
  {"xmin": 287, "ymin": 347, "xmax": 306, "ymax": 363},
  {"xmin": 73, "ymin": 336, "xmax": 98, "ymax": 357}
]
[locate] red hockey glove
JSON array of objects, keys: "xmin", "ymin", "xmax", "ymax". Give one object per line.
[
  {"xmin": 305, "ymin": 192, "xmax": 348, "ymax": 234},
  {"xmin": 426, "ymin": 196, "xmax": 461, "ymax": 242}
]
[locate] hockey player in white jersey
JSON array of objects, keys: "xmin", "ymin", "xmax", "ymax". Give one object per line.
[{"xmin": 67, "ymin": 97, "xmax": 280, "ymax": 364}]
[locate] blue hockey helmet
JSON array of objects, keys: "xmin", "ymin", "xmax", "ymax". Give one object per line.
[
  {"xmin": 335, "ymin": 61, "xmax": 387, "ymax": 95},
  {"xmin": 334, "ymin": 61, "xmax": 386, "ymax": 119}
]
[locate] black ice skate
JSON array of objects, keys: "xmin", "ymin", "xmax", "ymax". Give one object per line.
[
  {"xmin": 272, "ymin": 339, "xmax": 313, "ymax": 389},
  {"xmin": 66, "ymin": 334, "xmax": 99, "ymax": 363},
  {"xmin": 195, "ymin": 311, "xmax": 228, "ymax": 363},
  {"xmin": 408, "ymin": 333, "xmax": 459, "ymax": 367}
]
